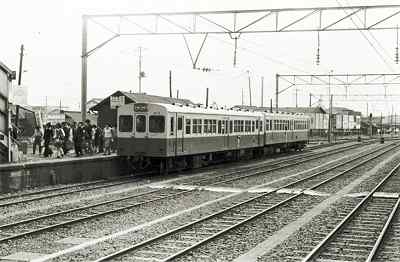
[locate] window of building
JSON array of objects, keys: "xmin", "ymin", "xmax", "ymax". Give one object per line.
[
  {"xmin": 149, "ymin": 116, "xmax": 165, "ymax": 133},
  {"xmin": 119, "ymin": 115, "xmax": 133, "ymax": 132},
  {"xmin": 136, "ymin": 115, "xmax": 146, "ymax": 132}
]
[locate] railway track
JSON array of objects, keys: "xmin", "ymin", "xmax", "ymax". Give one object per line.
[
  {"xmin": 301, "ymin": 161, "xmax": 400, "ymax": 262},
  {"xmin": 0, "ymin": 141, "xmax": 367, "ymax": 209},
  {"xmin": 0, "ymin": 142, "xmax": 393, "ymax": 245},
  {"xmin": 179, "ymin": 141, "xmax": 376, "ymax": 187},
  {"xmin": 91, "ymin": 143, "xmax": 399, "ymax": 262}
]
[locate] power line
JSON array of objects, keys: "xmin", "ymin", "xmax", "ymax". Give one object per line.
[{"xmin": 335, "ymin": 0, "xmax": 395, "ymax": 72}]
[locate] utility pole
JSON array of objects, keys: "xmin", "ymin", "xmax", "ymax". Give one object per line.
[
  {"xmin": 261, "ymin": 76, "xmax": 264, "ymax": 107},
  {"xmin": 270, "ymin": 99, "xmax": 273, "ymax": 113},
  {"xmin": 275, "ymin": 74, "xmax": 279, "ymax": 111},
  {"xmin": 309, "ymin": 93, "xmax": 312, "ymax": 107},
  {"xmin": 205, "ymin": 88, "xmax": 209, "ymax": 107},
  {"xmin": 138, "ymin": 46, "xmax": 143, "ymax": 93},
  {"xmin": 241, "ymin": 87, "xmax": 244, "ymax": 106},
  {"xmin": 81, "ymin": 15, "xmax": 88, "ymax": 122},
  {"xmin": 328, "ymin": 94, "xmax": 333, "ymax": 143},
  {"xmin": 176, "ymin": 89, "xmax": 179, "ymax": 99},
  {"xmin": 248, "ymin": 72, "xmax": 252, "ymax": 106},
  {"xmin": 18, "ymin": 44, "xmax": 24, "ymax": 86},
  {"xmin": 295, "ymin": 88, "xmax": 298, "ymax": 108},
  {"xmin": 169, "ymin": 70, "xmax": 172, "ymax": 98}
]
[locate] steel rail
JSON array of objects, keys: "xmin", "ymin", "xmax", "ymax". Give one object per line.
[
  {"xmin": 366, "ymin": 196, "xmax": 400, "ymax": 262},
  {"xmin": 203, "ymin": 142, "xmax": 375, "ymax": 186},
  {"xmin": 301, "ymin": 160, "xmax": 400, "ymax": 262},
  {"xmin": 93, "ymin": 143, "xmax": 398, "ymax": 262},
  {"xmin": 0, "ymin": 142, "xmax": 387, "ymax": 244}
]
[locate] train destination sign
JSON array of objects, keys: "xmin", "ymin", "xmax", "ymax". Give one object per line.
[{"xmin": 134, "ymin": 103, "xmax": 148, "ymax": 112}]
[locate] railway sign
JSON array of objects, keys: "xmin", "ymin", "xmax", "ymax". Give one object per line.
[{"xmin": 110, "ymin": 96, "xmax": 125, "ymax": 109}]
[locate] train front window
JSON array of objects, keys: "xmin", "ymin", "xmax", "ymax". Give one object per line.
[
  {"xmin": 119, "ymin": 115, "xmax": 133, "ymax": 132},
  {"xmin": 136, "ymin": 115, "xmax": 146, "ymax": 132},
  {"xmin": 149, "ymin": 116, "xmax": 165, "ymax": 133}
]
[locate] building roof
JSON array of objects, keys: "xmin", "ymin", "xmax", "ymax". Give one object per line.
[
  {"xmin": 0, "ymin": 61, "xmax": 14, "ymax": 78},
  {"xmin": 63, "ymin": 110, "xmax": 98, "ymax": 124},
  {"xmin": 331, "ymin": 107, "xmax": 361, "ymax": 115},
  {"xmin": 90, "ymin": 90, "xmax": 195, "ymax": 111}
]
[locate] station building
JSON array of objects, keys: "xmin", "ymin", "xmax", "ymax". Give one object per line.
[
  {"xmin": 0, "ymin": 61, "xmax": 15, "ymax": 163},
  {"xmin": 90, "ymin": 91, "xmax": 194, "ymax": 128}
]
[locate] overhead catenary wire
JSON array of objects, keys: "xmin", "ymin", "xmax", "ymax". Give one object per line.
[{"xmin": 336, "ymin": 0, "xmax": 395, "ymax": 72}]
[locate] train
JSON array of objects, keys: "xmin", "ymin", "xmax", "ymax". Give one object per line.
[{"xmin": 117, "ymin": 102, "xmax": 310, "ymax": 172}]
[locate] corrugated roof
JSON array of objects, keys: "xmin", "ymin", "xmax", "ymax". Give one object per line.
[
  {"xmin": 122, "ymin": 92, "xmax": 194, "ymax": 105},
  {"xmin": 90, "ymin": 90, "xmax": 195, "ymax": 111}
]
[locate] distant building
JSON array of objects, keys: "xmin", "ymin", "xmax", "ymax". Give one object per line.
[
  {"xmin": 91, "ymin": 91, "xmax": 195, "ymax": 128},
  {"xmin": 86, "ymin": 98, "xmax": 102, "ymax": 111}
]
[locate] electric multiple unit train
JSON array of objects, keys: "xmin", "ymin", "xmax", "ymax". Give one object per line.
[{"xmin": 117, "ymin": 102, "xmax": 309, "ymax": 171}]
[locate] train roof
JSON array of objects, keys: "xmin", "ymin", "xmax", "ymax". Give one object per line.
[{"xmin": 151, "ymin": 103, "xmax": 309, "ymax": 118}]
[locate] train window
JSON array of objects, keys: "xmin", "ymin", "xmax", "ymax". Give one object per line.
[
  {"xmin": 256, "ymin": 120, "xmax": 259, "ymax": 130},
  {"xmin": 218, "ymin": 120, "xmax": 222, "ymax": 134},
  {"xmin": 270, "ymin": 120, "xmax": 272, "ymax": 130},
  {"xmin": 149, "ymin": 116, "xmax": 165, "ymax": 133},
  {"xmin": 178, "ymin": 117, "xmax": 183, "ymax": 130},
  {"xmin": 185, "ymin": 119, "xmax": 191, "ymax": 134},
  {"xmin": 265, "ymin": 120, "xmax": 269, "ymax": 131},
  {"xmin": 170, "ymin": 117, "xmax": 175, "ymax": 135},
  {"xmin": 245, "ymin": 120, "xmax": 251, "ymax": 132},
  {"xmin": 204, "ymin": 119, "xmax": 209, "ymax": 134},
  {"xmin": 212, "ymin": 120, "xmax": 217, "ymax": 133},
  {"xmin": 193, "ymin": 119, "xmax": 202, "ymax": 134},
  {"xmin": 136, "ymin": 115, "xmax": 146, "ymax": 132},
  {"xmin": 252, "ymin": 121, "xmax": 255, "ymax": 132},
  {"xmin": 240, "ymin": 120, "xmax": 244, "ymax": 132},
  {"xmin": 119, "ymin": 115, "xmax": 133, "ymax": 132},
  {"xmin": 229, "ymin": 120, "xmax": 233, "ymax": 133},
  {"xmin": 259, "ymin": 120, "xmax": 263, "ymax": 131}
]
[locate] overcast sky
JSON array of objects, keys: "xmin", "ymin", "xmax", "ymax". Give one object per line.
[{"xmin": 1, "ymin": 0, "xmax": 400, "ymax": 116}]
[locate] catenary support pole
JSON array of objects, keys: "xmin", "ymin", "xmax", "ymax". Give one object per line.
[
  {"xmin": 18, "ymin": 44, "xmax": 24, "ymax": 86},
  {"xmin": 248, "ymin": 74, "xmax": 252, "ymax": 106},
  {"xmin": 275, "ymin": 74, "xmax": 279, "ymax": 111},
  {"xmin": 328, "ymin": 94, "xmax": 333, "ymax": 143},
  {"xmin": 81, "ymin": 15, "xmax": 88, "ymax": 122},
  {"xmin": 169, "ymin": 70, "xmax": 172, "ymax": 98},
  {"xmin": 206, "ymin": 88, "xmax": 209, "ymax": 107},
  {"xmin": 261, "ymin": 76, "xmax": 264, "ymax": 107}
]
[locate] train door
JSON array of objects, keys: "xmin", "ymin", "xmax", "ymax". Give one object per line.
[
  {"xmin": 257, "ymin": 117, "xmax": 261, "ymax": 146},
  {"xmin": 223, "ymin": 118, "xmax": 229, "ymax": 149},
  {"xmin": 176, "ymin": 114, "xmax": 184, "ymax": 154},
  {"xmin": 134, "ymin": 112, "xmax": 148, "ymax": 139}
]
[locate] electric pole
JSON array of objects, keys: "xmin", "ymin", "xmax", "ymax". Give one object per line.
[
  {"xmin": 138, "ymin": 46, "xmax": 143, "ymax": 93},
  {"xmin": 18, "ymin": 44, "xmax": 24, "ymax": 86},
  {"xmin": 169, "ymin": 70, "xmax": 172, "ymax": 98},
  {"xmin": 261, "ymin": 76, "xmax": 264, "ymax": 107},
  {"xmin": 248, "ymin": 72, "xmax": 252, "ymax": 106}
]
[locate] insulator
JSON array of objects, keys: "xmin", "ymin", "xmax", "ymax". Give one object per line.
[
  {"xmin": 395, "ymin": 47, "xmax": 399, "ymax": 64},
  {"xmin": 316, "ymin": 48, "xmax": 320, "ymax": 65}
]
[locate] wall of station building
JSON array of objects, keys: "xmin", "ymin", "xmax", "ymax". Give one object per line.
[{"xmin": 0, "ymin": 67, "xmax": 10, "ymax": 163}]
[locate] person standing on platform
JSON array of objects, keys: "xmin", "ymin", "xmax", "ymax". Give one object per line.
[
  {"xmin": 32, "ymin": 126, "xmax": 43, "ymax": 155},
  {"xmin": 74, "ymin": 122, "xmax": 85, "ymax": 157},
  {"xmin": 94, "ymin": 125, "xmax": 101, "ymax": 153},
  {"xmin": 43, "ymin": 123, "xmax": 54, "ymax": 157},
  {"xmin": 103, "ymin": 124, "xmax": 113, "ymax": 155},
  {"xmin": 54, "ymin": 123, "xmax": 65, "ymax": 158},
  {"xmin": 62, "ymin": 122, "xmax": 71, "ymax": 155}
]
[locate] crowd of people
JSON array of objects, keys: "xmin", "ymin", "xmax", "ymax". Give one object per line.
[{"xmin": 32, "ymin": 120, "xmax": 116, "ymax": 158}]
